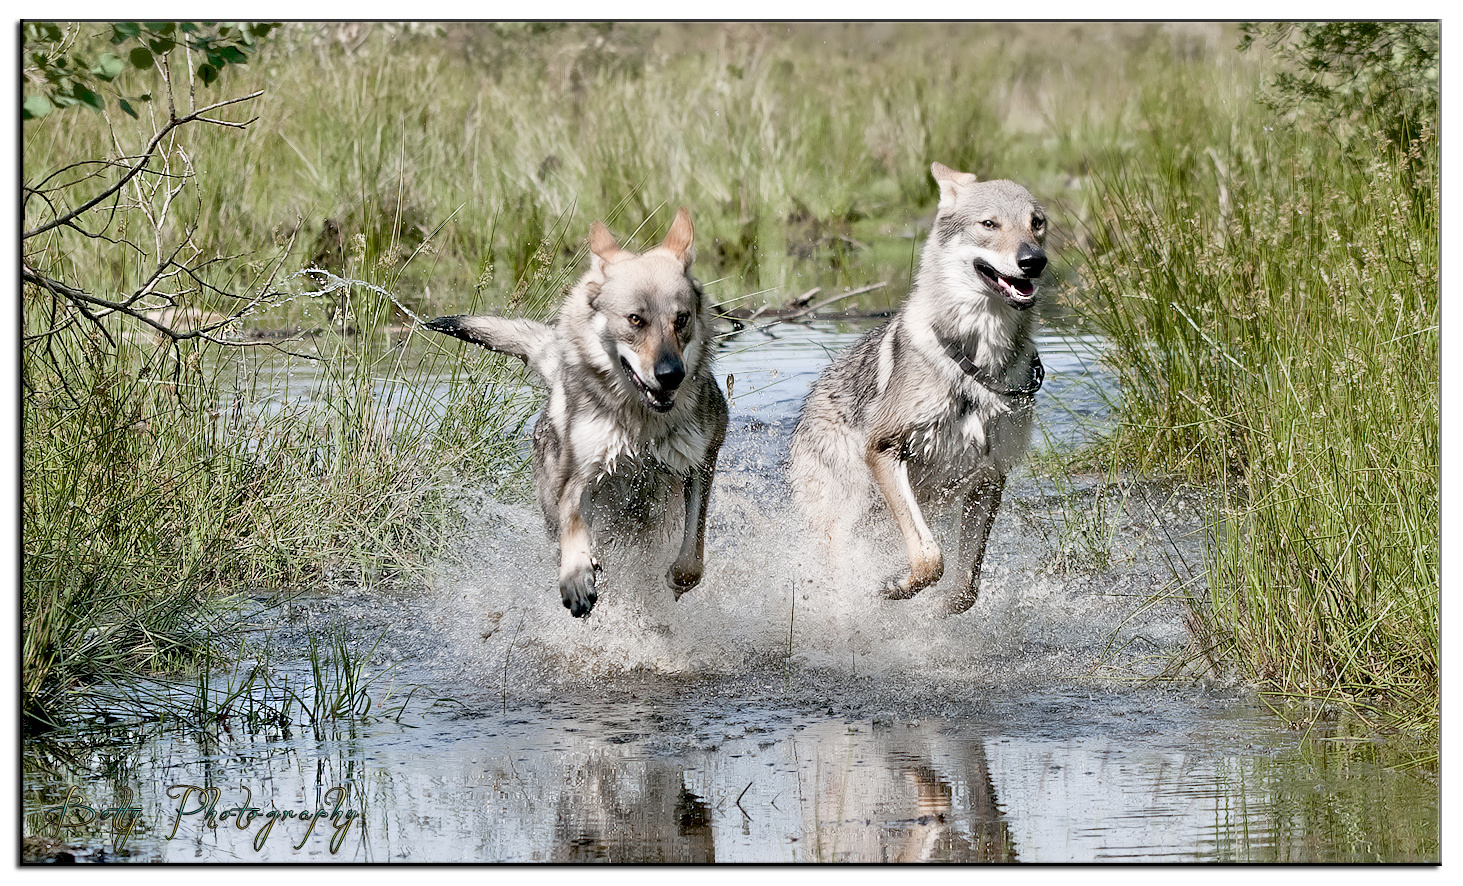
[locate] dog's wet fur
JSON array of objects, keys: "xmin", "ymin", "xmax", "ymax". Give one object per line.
[
  {"xmin": 427, "ymin": 208, "xmax": 727, "ymax": 618},
  {"xmin": 789, "ymin": 162, "xmax": 1048, "ymax": 615}
]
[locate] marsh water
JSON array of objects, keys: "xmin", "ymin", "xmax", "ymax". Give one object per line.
[{"xmin": 22, "ymin": 323, "xmax": 1438, "ymax": 863}]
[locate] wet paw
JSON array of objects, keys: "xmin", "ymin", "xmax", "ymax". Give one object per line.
[
  {"xmin": 941, "ymin": 590, "xmax": 978, "ymax": 617},
  {"xmin": 882, "ymin": 550, "xmax": 943, "ymax": 600},
  {"xmin": 941, "ymin": 569, "xmax": 982, "ymax": 616},
  {"xmin": 667, "ymin": 557, "xmax": 704, "ymax": 598},
  {"xmin": 560, "ymin": 559, "xmax": 601, "ymax": 619},
  {"xmin": 883, "ymin": 544, "xmax": 943, "ymax": 600},
  {"xmin": 881, "ymin": 573, "xmax": 925, "ymax": 600}
]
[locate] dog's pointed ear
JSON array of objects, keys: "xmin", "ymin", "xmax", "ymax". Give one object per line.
[
  {"xmin": 661, "ymin": 207, "xmax": 695, "ymax": 269},
  {"xmin": 931, "ymin": 162, "xmax": 978, "ymax": 212},
  {"xmin": 589, "ymin": 221, "xmax": 626, "ymax": 277}
]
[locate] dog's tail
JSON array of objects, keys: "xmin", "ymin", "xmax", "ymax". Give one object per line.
[{"xmin": 425, "ymin": 314, "xmax": 555, "ymax": 381}]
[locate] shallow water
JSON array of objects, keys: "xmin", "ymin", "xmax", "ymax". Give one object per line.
[
  {"xmin": 21, "ymin": 676, "xmax": 1438, "ymax": 863},
  {"xmin": 21, "ymin": 321, "xmax": 1438, "ymax": 863}
]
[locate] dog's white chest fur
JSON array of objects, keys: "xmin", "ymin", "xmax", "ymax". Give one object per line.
[
  {"xmin": 646, "ymin": 424, "xmax": 711, "ymax": 474},
  {"xmin": 897, "ymin": 366, "xmax": 1036, "ymax": 496},
  {"xmin": 569, "ymin": 404, "xmax": 707, "ymax": 479},
  {"xmin": 958, "ymin": 405, "xmax": 993, "ymax": 452}
]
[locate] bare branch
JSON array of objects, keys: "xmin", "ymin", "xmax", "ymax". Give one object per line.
[
  {"xmin": 130, "ymin": 233, "xmax": 200, "ymax": 307},
  {"xmin": 194, "ymin": 115, "xmax": 259, "ymax": 130},
  {"xmin": 24, "ymin": 263, "xmax": 221, "ymax": 345},
  {"xmin": 753, "ymin": 282, "xmax": 888, "ymax": 331},
  {"xmin": 22, "ymin": 90, "xmax": 264, "ymax": 241},
  {"xmin": 26, "ymin": 157, "xmax": 139, "ymax": 198},
  {"xmin": 25, "ymin": 268, "xmax": 118, "ymax": 346}
]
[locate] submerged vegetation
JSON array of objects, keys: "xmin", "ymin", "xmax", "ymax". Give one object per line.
[{"xmin": 21, "ymin": 22, "xmax": 1438, "ymax": 735}]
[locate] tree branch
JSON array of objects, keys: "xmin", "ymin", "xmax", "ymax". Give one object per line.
[{"xmin": 22, "ymin": 90, "xmax": 264, "ymax": 241}]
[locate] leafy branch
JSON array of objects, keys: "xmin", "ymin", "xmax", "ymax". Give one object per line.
[
  {"xmin": 23, "ymin": 90, "xmax": 261, "ymax": 241},
  {"xmin": 22, "ymin": 22, "xmax": 292, "ymax": 360},
  {"xmin": 1239, "ymin": 22, "xmax": 1439, "ymax": 143},
  {"xmin": 22, "ymin": 21, "xmax": 278, "ymax": 120}
]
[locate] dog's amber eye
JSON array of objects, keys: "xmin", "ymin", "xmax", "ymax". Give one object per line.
[
  {"xmin": 981, "ymin": 219, "xmax": 998, "ymax": 229},
  {"xmin": 1033, "ymin": 215, "xmax": 1046, "ymax": 230},
  {"xmin": 627, "ymin": 313, "xmax": 645, "ymax": 328},
  {"xmin": 674, "ymin": 312, "xmax": 690, "ymax": 331}
]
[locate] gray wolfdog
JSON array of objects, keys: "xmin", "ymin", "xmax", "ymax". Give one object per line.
[
  {"xmin": 789, "ymin": 162, "xmax": 1047, "ymax": 616},
  {"xmin": 427, "ymin": 208, "xmax": 728, "ymax": 618}
]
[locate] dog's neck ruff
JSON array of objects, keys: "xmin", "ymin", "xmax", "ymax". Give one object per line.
[{"xmin": 942, "ymin": 337, "xmax": 1044, "ymax": 403}]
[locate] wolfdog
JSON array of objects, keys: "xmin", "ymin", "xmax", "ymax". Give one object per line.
[
  {"xmin": 427, "ymin": 208, "xmax": 728, "ymax": 618},
  {"xmin": 789, "ymin": 162, "xmax": 1048, "ymax": 616}
]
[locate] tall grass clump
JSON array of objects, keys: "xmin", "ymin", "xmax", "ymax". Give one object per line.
[
  {"xmin": 20, "ymin": 23, "xmax": 564, "ymax": 726},
  {"xmin": 1079, "ymin": 24, "xmax": 1438, "ymax": 728},
  {"xmin": 21, "ymin": 310, "xmax": 538, "ymax": 726}
]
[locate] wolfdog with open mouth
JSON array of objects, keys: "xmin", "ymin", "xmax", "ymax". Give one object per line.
[
  {"xmin": 789, "ymin": 163, "xmax": 1048, "ymax": 616},
  {"xmin": 428, "ymin": 208, "xmax": 728, "ymax": 619}
]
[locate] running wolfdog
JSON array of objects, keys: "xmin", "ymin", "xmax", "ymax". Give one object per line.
[
  {"xmin": 789, "ymin": 163, "xmax": 1048, "ymax": 615},
  {"xmin": 427, "ymin": 208, "xmax": 728, "ymax": 618}
]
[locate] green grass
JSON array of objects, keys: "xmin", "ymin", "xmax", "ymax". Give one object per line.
[
  {"xmin": 24, "ymin": 23, "xmax": 1236, "ymax": 319},
  {"xmin": 1077, "ymin": 45, "xmax": 1439, "ymax": 730},
  {"xmin": 21, "ymin": 23, "xmax": 1439, "ymax": 735},
  {"xmin": 20, "ymin": 315, "xmax": 539, "ymax": 725}
]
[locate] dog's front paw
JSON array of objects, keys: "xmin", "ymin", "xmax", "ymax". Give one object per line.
[
  {"xmin": 560, "ymin": 559, "xmax": 601, "ymax": 619},
  {"xmin": 881, "ymin": 573, "xmax": 925, "ymax": 600},
  {"xmin": 881, "ymin": 545, "xmax": 943, "ymax": 600},
  {"xmin": 667, "ymin": 556, "xmax": 704, "ymax": 599},
  {"xmin": 940, "ymin": 565, "xmax": 985, "ymax": 616}
]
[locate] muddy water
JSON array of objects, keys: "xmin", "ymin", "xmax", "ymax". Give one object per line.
[{"xmin": 21, "ymin": 323, "xmax": 1439, "ymax": 863}]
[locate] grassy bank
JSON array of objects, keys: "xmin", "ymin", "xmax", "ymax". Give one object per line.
[
  {"xmin": 1078, "ymin": 25, "xmax": 1439, "ymax": 731},
  {"xmin": 20, "ymin": 313, "xmax": 538, "ymax": 725},
  {"xmin": 22, "ymin": 23, "xmax": 1438, "ymax": 733}
]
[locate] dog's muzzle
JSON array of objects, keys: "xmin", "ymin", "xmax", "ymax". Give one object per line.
[
  {"xmin": 621, "ymin": 355, "xmax": 680, "ymax": 413},
  {"xmin": 974, "ymin": 251, "xmax": 1043, "ymax": 311}
]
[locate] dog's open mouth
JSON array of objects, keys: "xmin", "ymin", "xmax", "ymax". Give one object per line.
[
  {"xmin": 621, "ymin": 357, "xmax": 676, "ymax": 413},
  {"xmin": 974, "ymin": 259, "xmax": 1038, "ymax": 309}
]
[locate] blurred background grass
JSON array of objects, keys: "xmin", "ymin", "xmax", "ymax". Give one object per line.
[{"xmin": 22, "ymin": 22, "xmax": 1257, "ymax": 322}]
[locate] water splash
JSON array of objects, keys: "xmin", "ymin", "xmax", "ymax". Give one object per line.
[{"xmin": 422, "ymin": 326, "xmax": 1200, "ymax": 699}]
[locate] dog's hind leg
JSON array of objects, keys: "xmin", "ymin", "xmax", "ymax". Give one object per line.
[
  {"xmin": 944, "ymin": 474, "xmax": 1006, "ymax": 616},
  {"xmin": 791, "ymin": 421, "xmax": 871, "ymax": 571},
  {"xmin": 668, "ymin": 383, "xmax": 727, "ymax": 598},
  {"xmin": 866, "ymin": 442, "xmax": 944, "ymax": 599}
]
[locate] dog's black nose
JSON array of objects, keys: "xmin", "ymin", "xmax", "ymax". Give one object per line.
[
  {"xmin": 1017, "ymin": 244, "xmax": 1047, "ymax": 278},
  {"xmin": 653, "ymin": 355, "xmax": 686, "ymax": 391}
]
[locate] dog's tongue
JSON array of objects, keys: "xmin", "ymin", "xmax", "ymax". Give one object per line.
[{"xmin": 999, "ymin": 275, "xmax": 1035, "ymax": 300}]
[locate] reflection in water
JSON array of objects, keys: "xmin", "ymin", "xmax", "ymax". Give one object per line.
[
  {"xmin": 20, "ymin": 696, "xmax": 1439, "ymax": 863},
  {"xmin": 551, "ymin": 760, "xmax": 715, "ymax": 863},
  {"xmin": 20, "ymin": 327, "xmax": 1437, "ymax": 863},
  {"xmin": 880, "ymin": 747, "xmax": 1014, "ymax": 863}
]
